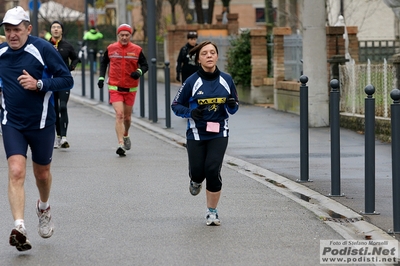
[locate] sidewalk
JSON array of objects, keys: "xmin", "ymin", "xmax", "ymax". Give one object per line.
[{"xmin": 70, "ymin": 72, "xmax": 397, "ymax": 238}]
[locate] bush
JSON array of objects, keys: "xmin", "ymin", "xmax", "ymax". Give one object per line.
[{"xmin": 226, "ymin": 30, "xmax": 251, "ymax": 88}]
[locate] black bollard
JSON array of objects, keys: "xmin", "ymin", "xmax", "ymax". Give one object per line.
[
  {"xmin": 329, "ymin": 79, "xmax": 343, "ymax": 197},
  {"xmin": 297, "ymin": 75, "xmax": 311, "ymax": 182},
  {"xmin": 80, "ymin": 46, "xmax": 86, "ymax": 97},
  {"xmin": 362, "ymin": 84, "xmax": 379, "ymax": 215},
  {"xmin": 148, "ymin": 62, "xmax": 154, "ymax": 121},
  {"xmin": 164, "ymin": 61, "xmax": 171, "ymax": 128},
  {"xmin": 140, "ymin": 75, "xmax": 145, "ymax": 117},
  {"xmin": 89, "ymin": 49, "xmax": 95, "ymax": 99},
  {"xmin": 390, "ymin": 88, "xmax": 400, "ymax": 233},
  {"xmin": 151, "ymin": 58, "xmax": 158, "ymax": 123}
]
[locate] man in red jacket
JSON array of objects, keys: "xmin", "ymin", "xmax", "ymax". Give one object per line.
[{"xmin": 98, "ymin": 24, "xmax": 148, "ymax": 156}]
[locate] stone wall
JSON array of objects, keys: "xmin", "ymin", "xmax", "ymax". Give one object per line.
[{"xmin": 340, "ymin": 113, "xmax": 391, "ymax": 142}]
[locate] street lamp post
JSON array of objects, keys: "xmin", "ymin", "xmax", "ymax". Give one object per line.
[
  {"xmin": 147, "ymin": 0, "xmax": 157, "ymax": 122},
  {"xmin": 29, "ymin": 0, "xmax": 39, "ymax": 36}
]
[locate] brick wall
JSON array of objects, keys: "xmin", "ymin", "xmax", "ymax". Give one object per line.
[
  {"xmin": 273, "ymin": 27, "xmax": 292, "ymax": 88},
  {"xmin": 250, "ymin": 28, "xmax": 268, "ymax": 87},
  {"xmin": 347, "ymin": 26, "xmax": 359, "ymax": 63},
  {"xmin": 326, "ymin": 26, "xmax": 346, "ymax": 59},
  {"xmin": 167, "ymin": 25, "xmax": 200, "ymax": 82},
  {"xmin": 326, "ymin": 26, "xmax": 359, "ymax": 65}
]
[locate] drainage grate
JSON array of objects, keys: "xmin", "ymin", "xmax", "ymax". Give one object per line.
[
  {"xmin": 265, "ymin": 178, "xmax": 287, "ymax": 188},
  {"xmin": 323, "ymin": 217, "xmax": 364, "ymax": 223}
]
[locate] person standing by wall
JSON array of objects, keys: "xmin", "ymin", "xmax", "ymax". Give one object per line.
[
  {"xmin": 97, "ymin": 24, "xmax": 148, "ymax": 156},
  {"xmin": 171, "ymin": 41, "xmax": 239, "ymax": 226},
  {"xmin": 176, "ymin": 31, "xmax": 198, "ymax": 84},
  {"xmin": 49, "ymin": 21, "xmax": 79, "ymax": 149},
  {"xmin": 0, "ymin": 6, "xmax": 74, "ymax": 251},
  {"xmin": 83, "ymin": 26, "xmax": 103, "ymax": 72}
]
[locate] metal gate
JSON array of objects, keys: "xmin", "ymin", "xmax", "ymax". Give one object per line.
[{"xmin": 284, "ymin": 34, "xmax": 303, "ymax": 80}]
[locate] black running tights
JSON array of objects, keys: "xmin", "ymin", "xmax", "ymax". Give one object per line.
[
  {"xmin": 186, "ymin": 137, "xmax": 228, "ymax": 192},
  {"xmin": 54, "ymin": 90, "xmax": 70, "ymax": 137}
]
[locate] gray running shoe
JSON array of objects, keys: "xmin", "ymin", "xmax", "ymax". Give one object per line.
[
  {"xmin": 36, "ymin": 200, "xmax": 54, "ymax": 238},
  {"xmin": 206, "ymin": 209, "xmax": 221, "ymax": 226},
  {"xmin": 189, "ymin": 181, "xmax": 202, "ymax": 196},
  {"xmin": 9, "ymin": 225, "xmax": 32, "ymax": 251},
  {"xmin": 123, "ymin": 136, "xmax": 131, "ymax": 150},
  {"xmin": 116, "ymin": 144, "xmax": 126, "ymax": 156}
]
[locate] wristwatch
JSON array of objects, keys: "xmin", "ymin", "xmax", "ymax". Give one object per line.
[{"xmin": 36, "ymin": 79, "xmax": 43, "ymax": 91}]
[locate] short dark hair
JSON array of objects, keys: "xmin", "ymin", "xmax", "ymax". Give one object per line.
[
  {"xmin": 187, "ymin": 31, "xmax": 197, "ymax": 39},
  {"xmin": 51, "ymin": 20, "xmax": 63, "ymax": 32}
]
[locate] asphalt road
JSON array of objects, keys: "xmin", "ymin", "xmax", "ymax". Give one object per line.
[{"xmin": 0, "ymin": 100, "xmax": 345, "ymax": 265}]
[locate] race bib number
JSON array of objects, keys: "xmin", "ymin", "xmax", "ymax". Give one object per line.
[{"xmin": 206, "ymin": 122, "xmax": 220, "ymax": 133}]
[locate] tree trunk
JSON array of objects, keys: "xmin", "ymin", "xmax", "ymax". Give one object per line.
[
  {"xmin": 222, "ymin": 0, "xmax": 230, "ymax": 13},
  {"xmin": 156, "ymin": 0, "xmax": 163, "ymax": 36},
  {"xmin": 141, "ymin": 0, "xmax": 147, "ymax": 40},
  {"xmin": 171, "ymin": 3, "xmax": 176, "ymax": 25},
  {"xmin": 194, "ymin": 0, "xmax": 204, "ymax": 24},
  {"xmin": 207, "ymin": 0, "xmax": 215, "ymax": 24},
  {"xmin": 179, "ymin": 0, "xmax": 191, "ymax": 23},
  {"xmin": 167, "ymin": 0, "xmax": 179, "ymax": 25}
]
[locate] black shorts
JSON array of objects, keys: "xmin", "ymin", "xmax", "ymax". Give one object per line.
[{"xmin": 2, "ymin": 124, "xmax": 55, "ymax": 165}]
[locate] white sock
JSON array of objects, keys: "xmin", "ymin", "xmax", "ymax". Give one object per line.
[
  {"xmin": 14, "ymin": 219, "xmax": 25, "ymax": 229},
  {"xmin": 39, "ymin": 200, "xmax": 49, "ymax": 210}
]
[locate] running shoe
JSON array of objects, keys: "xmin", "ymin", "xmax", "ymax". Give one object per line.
[
  {"xmin": 54, "ymin": 136, "xmax": 61, "ymax": 149},
  {"xmin": 9, "ymin": 225, "xmax": 32, "ymax": 252},
  {"xmin": 206, "ymin": 208, "xmax": 221, "ymax": 226},
  {"xmin": 36, "ymin": 200, "xmax": 54, "ymax": 238},
  {"xmin": 60, "ymin": 137, "xmax": 70, "ymax": 148},
  {"xmin": 189, "ymin": 181, "xmax": 202, "ymax": 196},
  {"xmin": 123, "ymin": 136, "xmax": 131, "ymax": 150},
  {"xmin": 116, "ymin": 144, "xmax": 126, "ymax": 156}
]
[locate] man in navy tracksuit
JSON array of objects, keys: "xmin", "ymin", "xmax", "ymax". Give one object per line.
[{"xmin": 0, "ymin": 6, "xmax": 73, "ymax": 252}]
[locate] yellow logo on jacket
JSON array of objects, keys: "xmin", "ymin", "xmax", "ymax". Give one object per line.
[
  {"xmin": 197, "ymin": 98, "xmax": 226, "ymax": 112},
  {"xmin": 197, "ymin": 98, "xmax": 226, "ymax": 105}
]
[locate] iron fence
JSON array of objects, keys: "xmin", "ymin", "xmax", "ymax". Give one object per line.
[
  {"xmin": 339, "ymin": 59, "xmax": 396, "ymax": 118},
  {"xmin": 359, "ymin": 40, "xmax": 400, "ymax": 63}
]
